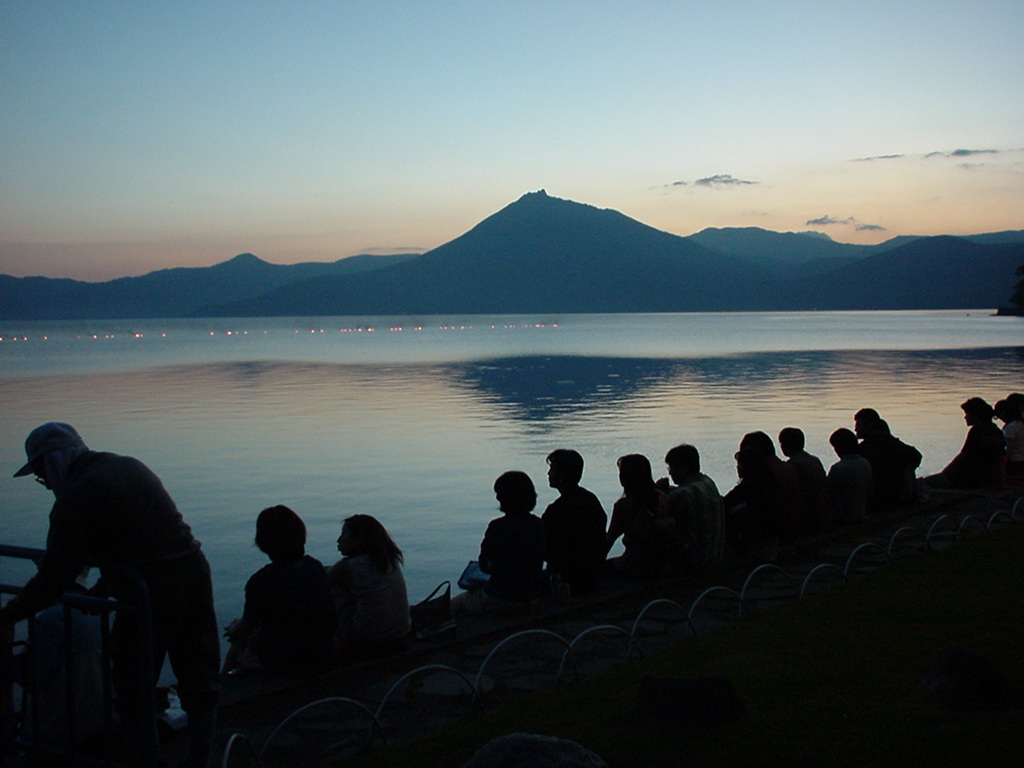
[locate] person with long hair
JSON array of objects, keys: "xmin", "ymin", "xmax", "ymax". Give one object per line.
[
  {"xmin": 605, "ymin": 454, "xmax": 668, "ymax": 579},
  {"xmin": 996, "ymin": 396, "xmax": 1024, "ymax": 478},
  {"xmin": 927, "ymin": 398, "xmax": 1006, "ymax": 489},
  {"xmin": 723, "ymin": 436, "xmax": 788, "ymax": 564},
  {"xmin": 327, "ymin": 514, "xmax": 411, "ymax": 659},
  {"xmin": 223, "ymin": 505, "xmax": 337, "ymax": 677}
]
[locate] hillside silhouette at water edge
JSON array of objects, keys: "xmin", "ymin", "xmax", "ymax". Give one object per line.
[{"xmin": 1, "ymin": 190, "xmax": 1022, "ymax": 319}]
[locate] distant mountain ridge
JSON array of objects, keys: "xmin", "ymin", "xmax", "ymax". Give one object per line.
[
  {"xmin": 1, "ymin": 191, "xmax": 1021, "ymax": 319},
  {"xmin": 0, "ymin": 252, "xmax": 415, "ymax": 320}
]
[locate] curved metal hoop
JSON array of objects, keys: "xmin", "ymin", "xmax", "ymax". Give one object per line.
[
  {"xmin": 925, "ymin": 514, "xmax": 958, "ymax": 550},
  {"xmin": 986, "ymin": 509, "xmax": 1014, "ymax": 530},
  {"xmin": 629, "ymin": 598, "xmax": 694, "ymax": 649},
  {"xmin": 739, "ymin": 563, "xmax": 796, "ymax": 605},
  {"xmin": 557, "ymin": 624, "xmax": 642, "ymax": 680},
  {"xmin": 474, "ymin": 629, "xmax": 572, "ymax": 694},
  {"xmin": 799, "ymin": 563, "xmax": 846, "ymax": 599},
  {"xmin": 1011, "ymin": 496, "xmax": 1024, "ymax": 522},
  {"xmin": 887, "ymin": 526, "xmax": 921, "ymax": 557},
  {"xmin": 957, "ymin": 514, "xmax": 987, "ymax": 539},
  {"xmin": 221, "ymin": 732, "xmax": 259, "ymax": 768},
  {"xmin": 260, "ymin": 696, "xmax": 385, "ymax": 762},
  {"xmin": 687, "ymin": 586, "xmax": 743, "ymax": 630},
  {"xmin": 374, "ymin": 664, "xmax": 477, "ymax": 722},
  {"xmin": 843, "ymin": 542, "xmax": 891, "ymax": 577}
]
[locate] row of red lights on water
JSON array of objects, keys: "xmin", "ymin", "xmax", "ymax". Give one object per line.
[
  {"xmin": 0, "ymin": 323, "xmax": 556, "ymax": 342},
  {"xmin": 0, "ymin": 333, "xmax": 165, "ymax": 341}
]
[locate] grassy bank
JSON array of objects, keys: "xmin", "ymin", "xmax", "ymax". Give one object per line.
[{"xmin": 350, "ymin": 524, "xmax": 1024, "ymax": 768}]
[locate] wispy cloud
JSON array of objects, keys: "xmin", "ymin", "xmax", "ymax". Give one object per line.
[
  {"xmin": 656, "ymin": 175, "xmax": 757, "ymax": 190},
  {"xmin": 694, "ymin": 174, "xmax": 759, "ymax": 187},
  {"xmin": 952, "ymin": 148, "xmax": 998, "ymax": 157},
  {"xmin": 926, "ymin": 148, "xmax": 999, "ymax": 159},
  {"xmin": 852, "ymin": 154, "xmax": 904, "ymax": 162},
  {"xmin": 651, "ymin": 180, "xmax": 688, "ymax": 191},
  {"xmin": 806, "ymin": 215, "xmax": 886, "ymax": 232},
  {"xmin": 806, "ymin": 215, "xmax": 852, "ymax": 226}
]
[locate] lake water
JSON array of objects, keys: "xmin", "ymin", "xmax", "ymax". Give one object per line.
[{"xmin": 1, "ymin": 310, "xmax": 1022, "ymax": 633}]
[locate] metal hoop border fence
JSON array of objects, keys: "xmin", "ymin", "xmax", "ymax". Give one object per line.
[{"xmin": 219, "ymin": 496, "xmax": 1024, "ymax": 766}]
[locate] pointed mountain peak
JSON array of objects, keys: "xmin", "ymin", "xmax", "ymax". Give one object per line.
[
  {"xmin": 481, "ymin": 189, "xmax": 612, "ymax": 226},
  {"xmin": 519, "ymin": 188, "xmax": 548, "ymax": 200},
  {"xmin": 209, "ymin": 253, "xmax": 271, "ymax": 273},
  {"xmin": 501, "ymin": 189, "xmax": 574, "ymax": 213},
  {"xmin": 507, "ymin": 189, "xmax": 592, "ymax": 211},
  {"xmin": 225, "ymin": 252, "xmax": 266, "ymax": 265}
]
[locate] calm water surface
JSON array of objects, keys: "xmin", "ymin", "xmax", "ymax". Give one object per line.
[{"xmin": 1, "ymin": 311, "xmax": 1021, "ymax": 632}]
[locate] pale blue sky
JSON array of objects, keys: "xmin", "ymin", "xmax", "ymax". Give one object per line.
[{"xmin": 2, "ymin": 0, "xmax": 1022, "ymax": 280}]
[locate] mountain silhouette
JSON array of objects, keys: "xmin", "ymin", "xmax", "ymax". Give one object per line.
[
  {"xmin": 202, "ymin": 192, "xmax": 1023, "ymax": 316},
  {"xmin": 777, "ymin": 235, "xmax": 1024, "ymax": 310},
  {"xmin": 1, "ymin": 191, "xmax": 1022, "ymax": 319},
  {"xmin": 0, "ymin": 252, "xmax": 414, "ymax": 320},
  {"xmin": 200, "ymin": 191, "xmax": 774, "ymax": 316},
  {"xmin": 688, "ymin": 226, "xmax": 865, "ymax": 265}
]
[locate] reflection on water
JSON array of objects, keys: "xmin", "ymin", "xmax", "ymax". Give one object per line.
[
  {"xmin": 449, "ymin": 356, "xmax": 681, "ymax": 424},
  {"xmin": 1, "ymin": 313, "xmax": 1022, "ymax": 638}
]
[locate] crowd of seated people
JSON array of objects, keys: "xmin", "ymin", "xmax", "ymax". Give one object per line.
[
  {"xmin": 456, "ymin": 395, "xmax": 1013, "ymax": 612},
  {"xmin": 219, "ymin": 394, "xmax": 1013, "ymax": 671},
  {"xmin": 10, "ymin": 396, "xmax": 1014, "ymax": 763}
]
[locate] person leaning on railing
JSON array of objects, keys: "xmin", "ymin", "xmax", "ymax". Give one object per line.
[{"xmin": 0, "ymin": 422, "xmax": 220, "ymax": 768}]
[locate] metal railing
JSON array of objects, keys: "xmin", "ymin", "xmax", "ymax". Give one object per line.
[{"xmin": 1, "ymin": 544, "xmax": 158, "ymax": 768}]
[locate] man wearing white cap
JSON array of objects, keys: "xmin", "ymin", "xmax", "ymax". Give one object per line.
[{"xmin": 1, "ymin": 422, "xmax": 219, "ymax": 767}]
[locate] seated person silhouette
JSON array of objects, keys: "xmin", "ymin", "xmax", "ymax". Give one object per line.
[
  {"xmin": 853, "ymin": 408, "xmax": 922, "ymax": 512},
  {"xmin": 827, "ymin": 428, "xmax": 873, "ymax": 524},
  {"xmin": 736, "ymin": 432, "xmax": 800, "ymax": 540},
  {"xmin": 606, "ymin": 454, "xmax": 669, "ymax": 580},
  {"xmin": 656, "ymin": 443, "xmax": 726, "ymax": 573},
  {"xmin": 327, "ymin": 514, "xmax": 411, "ymax": 660},
  {"xmin": 223, "ymin": 505, "xmax": 337, "ymax": 676},
  {"xmin": 723, "ymin": 437, "xmax": 790, "ymax": 564},
  {"xmin": 452, "ymin": 471, "xmax": 546, "ymax": 614},
  {"xmin": 927, "ymin": 398, "xmax": 1006, "ymax": 489},
  {"xmin": 995, "ymin": 396, "xmax": 1024, "ymax": 479},
  {"xmin": 778, "ymin": 427, "xmax": 829, "ymax": 533},
  {"xmin": 542, "ymin": 449, "xmax": 608, "ymax": 596}
]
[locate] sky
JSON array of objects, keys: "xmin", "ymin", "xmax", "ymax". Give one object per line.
[{"xmin": 1, "ymin": 1, "xmax": 1022, "ymax": 282}]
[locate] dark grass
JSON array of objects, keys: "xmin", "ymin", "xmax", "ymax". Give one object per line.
[{"xmin": 347, "ymin": 525, "xmax": 1024, "ymax": 767}]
